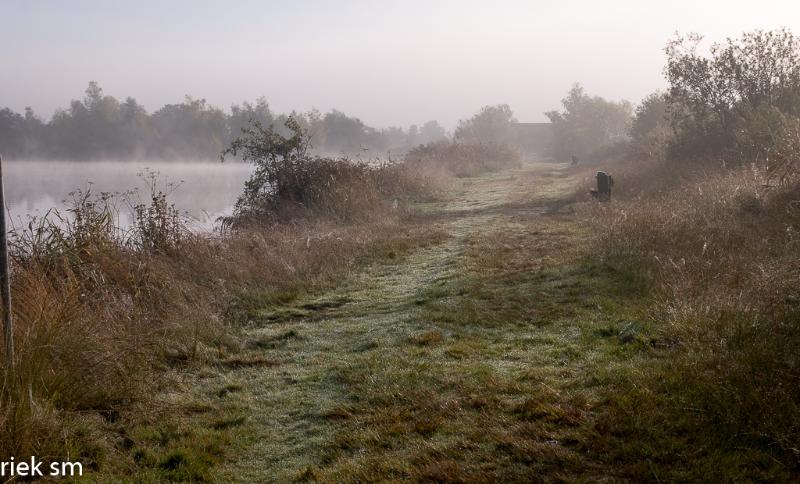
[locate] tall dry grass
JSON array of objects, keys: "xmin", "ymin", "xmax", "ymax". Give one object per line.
[
  {"xmin": 589, "ymin": 160, "xmax": 800, "ymax": 468},
  {"xmin": 225, "ymin": 157, "xmax": 441, "ymax": 228},
  {"xmin": 0, "ymin": 161, "xmax": 445, "ymax": 467},
  {"xmin": 0, "ymin": 136, "xmax": 514, "ymax": 468},
  {"xmin": 404, "ymin": 141, "xmax": 522, "ymax": 178}
]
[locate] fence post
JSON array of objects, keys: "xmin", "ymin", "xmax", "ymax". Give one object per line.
[{"xmin": 0, "ymin": 154, "xmax": 13, "ymax": 369}]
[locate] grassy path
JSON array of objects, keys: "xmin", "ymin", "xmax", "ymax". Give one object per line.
[
  {"xmin": 172, "ymin": 162, "xmax": 644, "ymax": 482},
  {"xmin": 213, "ymin": 167, "xmax": 531, "ymax": 481},
  {"xmin": 106, "ymin": 160, "xmax": 800, "ymax": 483}
]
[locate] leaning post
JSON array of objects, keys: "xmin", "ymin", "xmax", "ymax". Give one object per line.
[{"xmin": 0, "ymin": 154, "xmax": 13, "ymax": 369}]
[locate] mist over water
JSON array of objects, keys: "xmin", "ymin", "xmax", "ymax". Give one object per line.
[{"xmin": 4, "ymin": 161, "xmax": 253, "ymax": 231}]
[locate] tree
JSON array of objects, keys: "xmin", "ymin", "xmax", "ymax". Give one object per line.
[
  {"xmin": 629, "ymin": 92, "xmax": 671, "ymax": 160},
  {"xmin": 317, "ymin": 110, "xmax": 368, "ymax": 154},
  {"xmin": 0, "ymin": 108, "xmax": 27, "ymax": 158},
  {"xmin": 419, "ymin": 120, "xmax": 447, "ymax": 144},
  {"xmin": 117, "ymin": 97, "xmax": 154, "ymax": 158},
  {"xmin": 151, "ymin": 96, "xmax": 228, "ymax": 159},
  {"xmin": 454, "ymin": 105, "xmax": 516, "ymax": 144},
  {"xmin": 545, "ymin": 84, "xmax": 632, "ymax": 161},
  {"xmin": 0, "ymin": 82, "xmax": 449, "ymax": 160},
  {"xmin": 222, "ymin": 117, "xmax": 311, "ymax": 219},
  {"xmin": 46, "ymin": 82, "xmax": 120, "ymax": 159},
  {"xmin": 229, "ymin": 97, "xmax": 274, "ymax": 145},
  {"xmin": 664, "ymin": 29, "xmax": 800, "ymax": 162}
]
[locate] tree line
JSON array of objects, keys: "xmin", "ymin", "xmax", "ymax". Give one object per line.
[
  {"xmin": 0, "ymin": 82, "xmax": 448, "ymax": 161},
  {"xmin": 547, "ymin": 28, "xmax": 800, "ymax": 175}
]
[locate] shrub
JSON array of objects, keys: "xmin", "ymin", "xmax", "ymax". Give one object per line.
[
  {"xmin": 222, "ymin": 118, "xmax": 433, "ymax": 227},
  {"xmin": 453, "ymin": 105, "xmax": 517, "ymax": 145},
  {"xmin": 734, "ymin": 104, "xmax": 800, "ymax": 180},
  {"xmin": 404, "ymin": 141, "xmax": 521, "ymax": 178},
  {"xmin": 129, "ymin": 171, "xmax": 187, "ymax": 254}
]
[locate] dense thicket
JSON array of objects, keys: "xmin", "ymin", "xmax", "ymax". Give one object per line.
[
  {"xmin": 551, "ymin": 29, "xmax": 800, "ymax": 172},
  {"xmin": 0, "ymin": 82, "xmax": 448, "ymax": 160},
  {"xmin": 628, "ymin": 28, "xmax": 800, "ymax": 176}
]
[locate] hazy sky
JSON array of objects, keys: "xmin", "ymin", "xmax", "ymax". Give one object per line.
[{"xmin": 2, "ymin": 0, "xmax": 800, "ymax": 128}]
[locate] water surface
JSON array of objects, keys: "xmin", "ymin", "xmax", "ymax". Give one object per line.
[{"xmin": 4, "ymin": 161, "xmax": 253, "ymax": 232}]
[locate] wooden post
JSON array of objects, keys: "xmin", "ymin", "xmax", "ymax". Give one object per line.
[{"xmin": 0, "ymin": 154, "xmax": 13, "ymax": 369}]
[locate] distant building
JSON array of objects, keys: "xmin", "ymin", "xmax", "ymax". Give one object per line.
[{"xmin": 511, "ymin": 122, "xmax": 553, "ymax": 158}]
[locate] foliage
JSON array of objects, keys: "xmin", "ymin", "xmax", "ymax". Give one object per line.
[
  {"xmin": 149, "ymin": 96, "xmax": 228, "ymax": 160},
  {"xmin": 545, "ymin": 84, "xmax": 633, "ymax": 161},
  {"xmin": 0, "ymin": 107, "xmax": 43, "ymax": 157},
  {"xmin": 590, "ymin": 159, "xmax": 800, "ymax": 477},
  {"xmin": 664, "ymin": 29, "xmax": 800, "ymax": 169},
  {"xmin": 130, "ymin": 172, "xmax": 187, "ymax": 254},
  {"xmin": 0, "ymin": 83, "xmax": 448, "ymax": 161},
  {"xmin": 454, "ymin": 104, "xmax": 517, "ymax": 145},
  {"xmin": 733, "ymin": 103, "xmax": 800, "ymax": 180},
  {"xmin": 223, "ymin": 117, "xmax": 311, "ymax": 216},
  {"xmin": 11, "ymin": 176, "xmax": 186, "ymax": 267},
  {"xmin": 405, "ymin": 141, "xmax": 521, "ymax": 178},
  {"xmin": 413, "ymin": 120, "xmax": 448, "ymax": 145},
  {"xmin": 222, "ymin": 118, "xmax": 433, "ymax": 227},
  {"xmin": 628, "ymin": 91, "xmax": 671, "ymax": 160}
]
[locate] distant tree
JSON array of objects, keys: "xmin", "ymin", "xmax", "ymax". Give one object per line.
[
  {"xmin": 117, "ymin": 97, "xmax": 154, "ymax": 158},
  {"xmin": 229, "ymin": 97, "xmax": 274, "ymax": 145},
  {"xmin": 407, "ymin": 124, "xmax": 419, "ymax": 145},
  {"xmin": 317, "ymin": 110, "xmax": 368, "ymax": 154},
  {"xmin": 419, "ymin": 120, "xmax": 447, "ymax": 144},
  {"xmin": 379, "ymin": 126, "xmax": 407, "ymax": 152},
  {"xmin": 454, "ymin": 105, "xmax": 516, "ymax": 144},
  {"xmin": 151, "ymin": 96, "xmax": 228, "ymax": 159},
  {"xmin": 0, "ymin": 82, "xmax": 446, "ymax": 160},
  {"xmin": 46, "ymin": 81, "xmax": 121, "ymax": 159},
  {"xmin": 545, "ymin": 84, "xmax": 632, "ymax": 161},
  {"xmin": 21, "ymin": 108, "xmax": 45, "ymax": 156},
  {"xmin": 0, "ymin": 108, "xmax": 27, "ymax": 158},
  {"xmin": 629, "ymin": 91, "xmax": 671, "ymax": 160}
]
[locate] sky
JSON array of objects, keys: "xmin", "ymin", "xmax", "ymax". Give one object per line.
[{"xmin": 2, "ymin": 0, "xmax": 800, "ymax": 129}]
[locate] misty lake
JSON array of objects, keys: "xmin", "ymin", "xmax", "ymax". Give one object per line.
[{"xmin": 4, "ymin": 161, "xmax": 254, "ymax": 232}]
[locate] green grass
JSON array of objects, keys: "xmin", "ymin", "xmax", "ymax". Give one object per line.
[
  {"xmin": 87, "ymin": 380, "xmax": 249, "ymax": 483},
  {"xmin": 184, "ymin": 163, "xmax": 651, "ymax": 481},
  {"xmin": 84, "ymin": 162, "xmax": 798, "ymax": 481},
  {"xmin": 292, "ymin": 204, "xmax": 654, "ymax": 481}
]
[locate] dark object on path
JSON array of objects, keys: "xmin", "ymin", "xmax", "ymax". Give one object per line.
[
  {"xmin": 571, "ymin": 155, "xmax": 579, "ymax": 166},
  {"xmin": 590, "ymin": 171, "xmax": 614, "ymax": 201}
]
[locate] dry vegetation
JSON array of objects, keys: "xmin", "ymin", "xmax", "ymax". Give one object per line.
[
  {"xmin": 405, "ymin": 141, "xmax": 522, "ymax": 178},
  {"xmin": 0, "ymin": 134, "xmax": 519, "ymax": 478},
  {"xmin": 555, "ymin": 28, "xmax": 800, "ymax": 478},
  {"xmin": 3, "ymin": 28, "xmax": 800, "ymax": 481},
  {"xmin": 578, "ymin": 159, "xmax": 800, "ymax": 478},
  {"xmin": 4, "ymin": 145, "xmax": 798, "ymax": 481}
]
